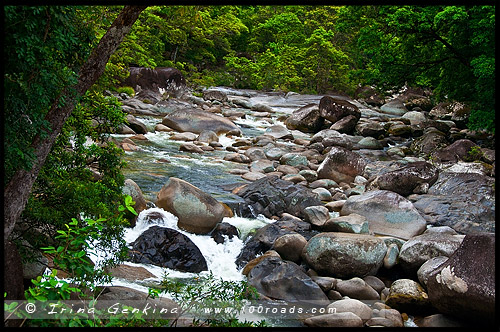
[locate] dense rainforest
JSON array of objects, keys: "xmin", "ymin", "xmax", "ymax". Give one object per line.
[{"xmin": 3, "ymin": 5, "xmax": 495, "ymax": 327}]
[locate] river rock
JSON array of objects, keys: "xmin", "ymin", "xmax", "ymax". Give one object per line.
[
  {"xmin": 156, "ymin": 177, "xmax": 227, "ymax": 234},
  {"xmin": 280, "ymin": 153, "xmax": 308, "ymax": 167},
  {"xmin": 380, "ymin": 98, "xmax": 408, "ymax": 116},
  {"xmin": 402, "ymin": 110, "xmax": 427, "ymax": 125},
  {"xmin": 170, "ymin": 132, "xmax": 198, "ymax": 141},
  {"xmin": 302, "ymin": 232, "xmax": 387, "ymax": 278},
  {"xmin": 340, "ymin": 190, "xmax": 427, "ymax": 240},
  {"xmin": 330, "ymin": 114, "xmax": 358, "ymax": 134},
  {"xmin": 398, "ymin": 230, "xmax": 464, "ymax": 275},
  {"xmin": 335, "ymin": 277, "xmax": 380, "ymax": 300},
  {"xmin": 210, "ymin": 222, "xmax": 239, "ymax": 244},
  {"xmin": 429, "ymin": 101, "xmax": 471, "ymax": 128},
  {"xmin": 417, "ymin": 256, "xmax": 449, "ymax": 288},
  {"xmin": 265, "ymin": 124, "xmax": 293, "ymax": 140},
  {"xmin": 250, "ymin": 159, "xmax": 276, "ymax": 173},
  {"xmin": 355, "ymin": 120, "xmax": 386, "ymax": 138},
  {"xmin": 203, "ymin": 89, "xmax": 228, "ymax": 102},
  {"xmin": 162, "ymin": 108, "xmax": 241, "ymax": 135},
  {"xmin": 271, "ymin": 233, "xmax": 308, "ymax": 263},
  {"xmin": 247, "ymin": 256, "xmax": 329, "ymax": 303},
  {"xmin": 126, "ymin": 115, "xmax": 148, "ymax": 134},
  {"xmin": 303, "ymin": 312, "xmax": 364, "ymax": 327},
  {"xmin": 383, "ymin": 243, "xmax": 400, "ymax": 269},
  {"xmin": 223, "ymin": 153, "xmax": 251, "ymax": 164},
  {"xmin": 410, "ymin": 128, "xmax": 448, "ymax": 156},
  {"xmin": 327, "ymin": 298, "xmax": 372, "ymax": 322},
  {"xmin": 426, "ymin": 233, "xmax": 495, "ymax": 326},
  {"xmin": 128, "ymin": 226, "xmax": 208, "ymax": 273},
  {"xmin": 124, "ymin": 67, "xmax": 186, "ymax": 98},
  {"xmin": 236, "ymin": 175, "xmax": 322, "ymax": 219},
  {"xmin": 411, "ymin": 171, "xmax": 495, "ymax": 233},
  {"xmin": 415, "ymin": 313, "xmax": 466, "ymax": 327},
  {"xmin": 107, "ymin": 264, "xmax": 156, "ymax": 281},
  {"xmin": 285, "ymin": 103, "xmax": 324, "ymax": 133},
  {"xmin": 317, "ymin": 146, "xmax": 367, "ymax": 184},
  {"xmin": 369, "ymin": 161, "xmax": 439, "ymax": 196},
  {"xmin": 322, "ymin": 213, "xmax": 369, "ymax": 234},
  {"xmin": 385, "ymin": 279, "xmax": 431, "ymax": 314},
  {"xmin": 303, "ymin": 205, "xmax": 330, "ymax": 228},
  {"xmin": 241, "ymin": 171, "xmax": 266, "ymax": 181},
  {"xmin": 196, "ymin": 130, "xmax": 219, "ymax": 144},
  {"xmin": 179, "ymin": 142, "xmax": 204, "ymax": 154},
  {"xmin": 310, "ymin": 129, "xmax": 353, "ymax": 149},
  {"xmin": 241, "ymin": 250, "xmax": 281, "ymax": 276},
  {"xmin": 431, "ymin": 138, "xmax": 479, "ymax": 163},
  {"xmin": 368, "ymin": 308, "xmax": 404, "ymax": 327},
  {"xmin": 319, "ymin": 96, "xmax": 361, "ymax": 124}
]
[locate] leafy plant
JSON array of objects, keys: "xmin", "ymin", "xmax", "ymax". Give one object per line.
[{"xmin": 116, "ymin": 86, "xmax": 135, "ymax": 97}]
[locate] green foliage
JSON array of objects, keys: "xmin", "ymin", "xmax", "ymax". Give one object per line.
[
  {"xmin": 116, "ymin": 86, "xmax": 135, "ymax": 97},
  {"xmin": 156, "ymin": 272, "xmax": 266, "ymax": 327}
]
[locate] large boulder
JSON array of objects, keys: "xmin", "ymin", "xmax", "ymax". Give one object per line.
[
  {"xmin": 301, "ymin": 232, "xmax": 387, "ymax": 278},
  {"xmin": 236, "ymin": 175, "xmax": 322, "ymax": 219},
  {"xmin": 412, "ymin": 172, "xmax": 495, "ymax": 234},
  {"xmin": 426, "ymin": 233, "xmax": 495, "ymax": 326},
  {"xmin": 162, "ymin": 108, "xmax": 241, "ymax": 135},
  {"xmin": 127, "ymin": 226, "xmax": 208, "ymax": 273},
  {"xmin": 370, "ymin": 161, "xmax": 439, "ymax": 196},
  {"xmin": 340, "ymin": 190, "xmax": 427, "ymax": 240},
  {"xmin": 285, "ymin": 103, "xmax": 325, "ymax": 133},
  {"xmin": 317, "ymin": 146, "xmax": 367, "ymax": 184},
  {"xmin": 126, "ymin": 115, "xmax": 148, "ymax": 134},
  {"xmin": 156, "ymin": 177, "xmax": 227, "ymax": 234},
  {"xmin": 319, "ymin": 96, "xmax": 361, "ymax": 124},
  {"xmin": 310, "ymin": 129, "xmax": 353, "ymax": 150},
  {"xmin": 123, "ymin": 67, "xmax": 186, "ymax": 98},
  {"xmin": 247, "ymin": 256, "xmax": 329, "ymax": 303},
  {"xmin": 431, "ymin": 139, "xmax": 480, "ymax": 163},
  {"xmin": 380, "ymin": 98, "xmax": 408, "ymax": 116},
  {"xmin": 410, "ymin": 128, "xmax": 448, "ymax": 157}
]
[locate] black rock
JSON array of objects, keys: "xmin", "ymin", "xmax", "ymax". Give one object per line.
[{"xmin": 128, "ymin": 226, "xmax": 208, "ymax": 273}]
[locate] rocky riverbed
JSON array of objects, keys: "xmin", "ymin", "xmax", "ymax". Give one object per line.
[{"xmin": 91, "ymin": 68, "xmax": 495, "ymax": 327}]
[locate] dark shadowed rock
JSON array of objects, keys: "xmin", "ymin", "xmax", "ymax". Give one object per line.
[
  {"xmin": 319, "ymin": 96, "xmax": 361, "ymax": 124},
  {"xmin": 431, "ymin": 139, "xmax": 480, "ymax": 163},
  {"xmin": 210, "ymin": 222, "xmax": 239, "ymax": 244},
  {"xmin": 202, "ymin": 89, "xmax": 228, "ymax": 102},
  {"xmin": 426, "ymin": 233, "xmax": 495, "ymax": 326},
  {"xmin": 247, "ymin": 256, "xmax": 329, "ymax": 303},
  {"xmin": 330, "ymin": 114, "xmax": 359, "ymax": 134},
  {"xmin": 128, "ymin": 226, "xmax": 208, "ymax": 273},
  {"xmin": 126, "ymin": 115, "xmax": 148, "ymax": 134},
  {"xmin": 285, "ymin": 103, "xmax": 325, "ymax": 133},
  {"xmin": 236, "ymin": 175, "xmax": 321, "ymax": 219},
  {"xmin": 124, "ymin": 67, "xmax": 186, "ymax": 97}
]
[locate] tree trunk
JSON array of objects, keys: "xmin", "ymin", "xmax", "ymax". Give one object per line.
[{"xmin": 4, "ymin": 5, "xmax": 146, "ymax": 243}]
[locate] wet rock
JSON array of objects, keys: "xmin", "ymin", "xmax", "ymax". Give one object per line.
[
  {"xmin": 210, "ymin": 222, "xmax": 239, "ymax": 244},
  {"xmin": 335, "ymin": 277, "xmax": 380, "ymax": 300},
  {"xmin": 310, "ymin": 129, "xmax": 353, "ymax": 149},
  {"xmin": 369, "ymin": 161, "xmax": 439, "ymax": 197},
  {"xmin": 196, "ymin": 130, "xmax": 219, "ymax": 144},
  {"xmin": 426, "ymin": 233, "xmax": 495, "ymax": 326},
  {"xmin": 356, "ymin": 136, "xmax": 383, "ymax": 149},
  {"xmin": 236, "ymin": 175, "xmax": 322, "ymax": 219},
  {"xmin": 311, "ymin": 187, "xmax": 333, "ymax": 201},
  {"xmin": 317, "ymin": 146, "xmax": 367, "ymax": 184},
  {"xmin": 285, "ymin": 103, "xmax": 324, "ymax": 133},
  {"xmin": 128, "ymin": 226, "xmax": 208, "ymax": 273},
  {"xmin": 247, "ymin": 256, "xmax": 329, "ymax": 302},
  {"xmin": 319, "ymin": 96, "xmax": 361, "ymax": 125},
  {"xmin": 179, "ymin": 142, "xmax": 204, "ymax": 154},
  {"xmin": 272, "ymin": 233, "xmax": 308, "ymax": 263},
  {"xmin": 302, "ymin": 232, "xmax": 387, "ymax": 278},
  {"xmin": 162, "ymin": 108, "xmax": 241, "ymax": 135},
  {"xmin": 170, "ymin": 132, "xmax": 198, "ymax": 141},
  {"xmin": 242, "ymin": 250, "xmax": 281, "ymax": 276},
  {"xmin": 385, "ymin": 279, "xmax": 431, "ymax": 314},
  {"xmin": 251, "ymin": 103, "xmax": 274, "ymax": 113},
  {"xmin": 156, "ymin": 177, "xmax": 227, "ymax": 234},
  {"xmin": 126, "ymin": 114, "xmax": 148, "ymax": 134},
  {"xmin": 340, "ymin": 190, "xmax": 427, "ymax": 240},
  {"xmin": 223, "ymin": 153, "xmax": 251, "ymax": 164}
]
